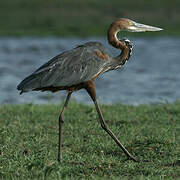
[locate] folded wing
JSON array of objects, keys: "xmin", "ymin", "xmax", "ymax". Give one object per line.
[{"xmin": 17, "ymin": 42, "xmax": 109, "ymax": 93}]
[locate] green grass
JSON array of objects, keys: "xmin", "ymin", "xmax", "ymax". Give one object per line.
[
  {"xmin": 0, "ymin": 102, "xmax": 180, "ymax": 179},
  {"xmin": 0, "ymin": 0, "xmax": 180, "ymax": 36}
]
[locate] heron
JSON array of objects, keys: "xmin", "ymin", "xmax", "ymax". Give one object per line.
[{"xmin": 17, "ymin": 18, "xmax": 162, "ymax": 163}]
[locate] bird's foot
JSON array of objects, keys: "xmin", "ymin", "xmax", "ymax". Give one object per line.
[{"xmin": 125, "ymin": 155, "xmax": 139, "ymax": 162}]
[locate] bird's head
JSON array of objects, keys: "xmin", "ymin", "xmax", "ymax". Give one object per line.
[
  {"xmin": 108, "ymin": 18, "xmax": 163, "ymax": 49},
  {"xmin": 112, "ymin": 18, "xmax": 163, "ymax": 32}
]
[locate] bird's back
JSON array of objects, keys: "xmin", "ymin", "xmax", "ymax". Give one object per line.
[{"xmin": 17, "ymin": 42, "xmax": 111, "ymax": 94}]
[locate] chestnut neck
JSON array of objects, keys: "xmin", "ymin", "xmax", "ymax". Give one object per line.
[
  {"xmin": 107, "ymin": 24, "xmax": 126, "ymax": 49},
  {"xmin": 107, "ymin": 22, "xmax": 132, "ymax": 68}
]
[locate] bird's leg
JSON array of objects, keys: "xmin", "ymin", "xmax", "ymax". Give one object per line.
[
  {"xmin": 58, "ymin": 91, "xmax": 72, "ymax": 163},
  {"xmin": 84, "ymin": 80, "xmax": 138, "ymax": 162},
  {"xmin": 92, "ymin": 99, "xmax": 138, "ymax": 162}
]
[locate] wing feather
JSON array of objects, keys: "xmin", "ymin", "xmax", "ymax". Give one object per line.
[{"xmin": 17, "ymin": 42, "xmax": 109, "ymax": 92}]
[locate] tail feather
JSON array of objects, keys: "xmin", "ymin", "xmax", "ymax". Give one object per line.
[{"xmin": 17, "ymin": 74, "xmax": 41, "ymax": 94}]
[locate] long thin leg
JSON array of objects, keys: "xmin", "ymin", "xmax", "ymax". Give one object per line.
[
  {"xmin": 93, "ymin": 98, "xmax": 138, "ymax": 162},
  {"xmin": 58, "ymin": 91, "xmax": 72, "ymax": 162},
  {"xmin": 84, "ymin": 80, "xmax": 138, "ymax": 162}
]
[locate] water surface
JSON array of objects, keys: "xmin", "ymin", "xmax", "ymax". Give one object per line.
[{"xmin": 0, "ymin": 37, "xmax": 180, "ymax": 105}]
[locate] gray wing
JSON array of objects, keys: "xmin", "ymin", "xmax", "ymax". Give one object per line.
[{"xmin": 17, "ymin": 42, "xmax": 109, "ymax": 93}]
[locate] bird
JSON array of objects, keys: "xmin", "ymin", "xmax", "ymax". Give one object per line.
[{"xmin": 17, "ymin": 18, "xmax": 162, "ymax": 163}]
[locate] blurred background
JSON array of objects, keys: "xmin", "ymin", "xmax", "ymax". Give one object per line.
[{"xmin": 0, "ymin": 0, "xmax": 180, "ymax": 105}]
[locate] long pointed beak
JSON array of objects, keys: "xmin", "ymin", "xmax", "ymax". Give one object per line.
[{"xmin": 128, "ymin": 21, "xmax": 163, "ymax": 32}]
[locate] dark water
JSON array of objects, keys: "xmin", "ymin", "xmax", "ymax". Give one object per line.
[{"xmin": 0, "ymin": 37, "xmax": 180, "ymax": 105}]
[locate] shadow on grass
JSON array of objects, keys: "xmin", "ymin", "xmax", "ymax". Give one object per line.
[
  {"xmin": 114, "ymin": 120, "xmax": 140, "ymax": 126},
  {"xmin": 163, "ymin": 160, "xmax": 180, "ymax": 167},
  {"xmin": 102, "ymin": 138, "xmax": 177, "ymax": 162}
]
